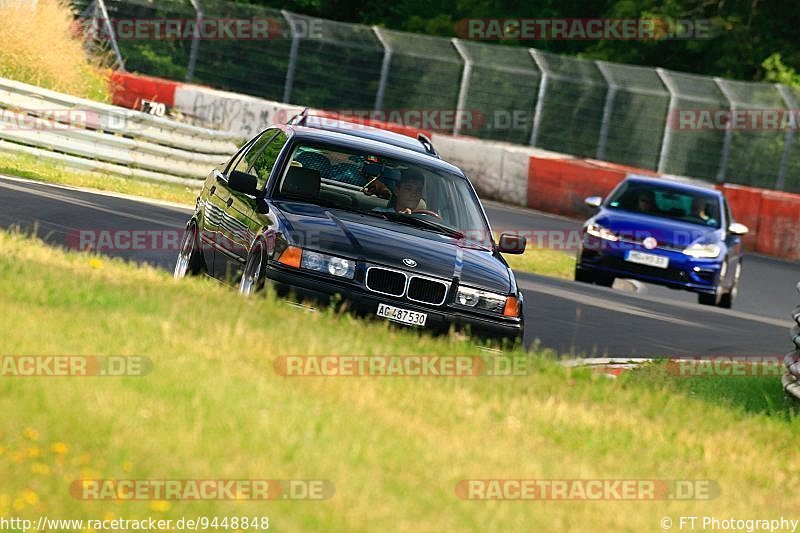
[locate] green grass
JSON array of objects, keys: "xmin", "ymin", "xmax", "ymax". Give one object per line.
[
  {"xmin": 0, "ymin": 152, "xmax": 199, "ymax": 205},
  {"xmin": 502, "ymin": 246, "xmax": 576, "ymax": 279},
  {"xmin": 1, "ymin": 230, "xmax": 799, "ymax": 531},
  {"xmin": 629, "ymin": 360, "xmax": 799, "ymax": 420}
]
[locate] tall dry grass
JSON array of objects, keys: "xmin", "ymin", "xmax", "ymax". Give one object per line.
[{"xmin": 0, "ymin": 0, "xmax": 110, "ymax": 101}]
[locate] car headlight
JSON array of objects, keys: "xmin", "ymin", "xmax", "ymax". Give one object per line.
[
  {"xmin": 455, "ymin": 286, "xmax": 517, "ymax": 316},
  {"xmin": 683, "ymin": 243, "xmax": 721, "ymax": 259},
  {"xmin": 585, "ymin": 223, "xmax": 618, "ymax": 241},
  {"xmin": 300, "ymin": 250, "xmax": 355, "ymax": 279}
]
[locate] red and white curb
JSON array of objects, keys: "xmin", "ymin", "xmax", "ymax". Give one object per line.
[{"xmin": 560, "ymin": 357, "xmax": 653, "ymax": 377}]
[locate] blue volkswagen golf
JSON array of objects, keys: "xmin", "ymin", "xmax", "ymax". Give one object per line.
[{"xmin": 575, "ymin": 176, "xmax": 749, "ymax": 308}]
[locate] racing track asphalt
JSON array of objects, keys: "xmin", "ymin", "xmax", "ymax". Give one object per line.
[{"xmin": 1, "ymin": 175, "xmax": 795, "ymax": 358}]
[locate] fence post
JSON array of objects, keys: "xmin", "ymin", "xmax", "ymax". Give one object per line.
[
  {"xmin": 594, "ymin": 61, "xmax": 616, "ymax": 161},
  {"xmin": 186, "ymin": 0, "xmax": 204, "ymax": 82},
  {"xmin": 775, "ymin": 84, "xmax": 796, "ymax": 191},
  {"xmin": 528, "ymin": 49, "xmax": 548, "ymax": 147},
  {"xmin": 451, "ymin": 38, "xmax": 472, "ymax": 136},
  {"xmin": 96, "ymin": 0, "xmax": 125, "ymax": 71},
  {"xmin": 372, "ymin": 26, "xmax": 392, "ymax": 112},
  {"xmin": 655, "ymin": 68, "xmax": 678, "ymax": 174},
  {"xmin": 282, "ymin": 10, "xmax": 300, "ymax": 104},
  {"xmin": 713, "ymin": 77, "xmax": 735, "ymax": 183}
]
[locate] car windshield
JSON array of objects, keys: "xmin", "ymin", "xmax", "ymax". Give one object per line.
[
  {"xmin": 275, "ymin": 142, "xmax": 493, "ymax": 248},
  {"xmin": 606, "ymin": 181, "xmax": 722, "ymax": 229}
]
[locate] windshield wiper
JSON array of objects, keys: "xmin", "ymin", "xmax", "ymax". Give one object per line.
[{"xmin": 377, "ymin": 211, "xmax": 465, "ymax": 239}]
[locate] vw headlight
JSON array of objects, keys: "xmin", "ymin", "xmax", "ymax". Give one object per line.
[
  {"xmin": 585, "ymin": 223, "xmax": 618, "ymax": 241},
  {"xmin": 682, "ymin": 243, "xmax": 721, "ymax": 259},
  {"xmin": 455, "ymin": 286, "xmax": 508, "ymax": 314},
  {"xmin": 301, "ymin": 250, "xmax": 355, "ymax": 279}
]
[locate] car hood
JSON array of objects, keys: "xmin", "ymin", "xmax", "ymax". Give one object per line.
[
  {"xmin": 593, "ymin": 209, "xmax": 722, "ymax": 247},
  {"xmin": 275, "ymin": 202, "xmax": 512, "ymax": 293}
]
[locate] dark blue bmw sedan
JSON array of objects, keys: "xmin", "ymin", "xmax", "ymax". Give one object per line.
[{"xmin": 575, "ymin": 176, "xmax": 749, "ymax": 308}]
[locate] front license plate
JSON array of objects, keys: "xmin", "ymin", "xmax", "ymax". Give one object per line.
[
  {"xmin": 625, "ymin": 250, "xmax": 669, "ymax": 269},
  {"xmin": 376, "ymin": 303, "xmax": 427, "ymax": 327}
]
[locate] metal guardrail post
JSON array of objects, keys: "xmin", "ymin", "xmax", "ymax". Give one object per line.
[
  {"xmin": 95, "ymin": 0, "xmax": 125, "ymax": 71},
  {"xmin": 594, "ymin": 61, "xmax": 617, "ymax": 161},
  {"xmin": 186, "ymin": 0, "xmax": 204, "ymax": 83},
  {"xmin": 372, "ymin": 26, "xmax": 392, "ymax": 112},
  {"xmin": 655, "ymin": 68, "xmax": 678, "ymax": 174},
  {"xmin": 713, "ymin": 77, "xmax": 735, "ymax": 183},
  {"xmin": 775, "ymin": 84, "xmax": 796, "ymax": 191},
  {"xmin": 451, "ymin": 38, "xmax": 472, "ymax": 136},
  {"xmin": 282, "ymin": 10, "xmax": 300, "ymax": 104},
  {"xmin": 528, "ymin": 49, "xmax": 548, "ymax": 147}
]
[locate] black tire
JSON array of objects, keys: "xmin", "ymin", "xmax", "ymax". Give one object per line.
[
  {"xmin": 239, "ymin": 240, "xmax": 266, "ymax": 296},
  {"xmin": 718, "ymin": 262, "xmax": 741, "ymax": 309},
  {"xmin": 595, "ymin": 274, "xmax": 615, "ymax": 288},
  {"xmin": 698, "ymin": 292, "xmax": 719, "ymax": 306},
  {"xmin": 574, "ymin": 267, "xmax": 596, "ymax": 284},
  {"xmin": 174, "ymin": 222, "xmax": 205, "ymax": 279}
]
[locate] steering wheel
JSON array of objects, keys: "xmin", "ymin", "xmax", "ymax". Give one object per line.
[{"xmin": 411, "ymin": 209, "xmax": 442, "ymax": 219}]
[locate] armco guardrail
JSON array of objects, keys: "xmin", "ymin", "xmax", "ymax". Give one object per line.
[
  {"xmin": 781, "ymin": 283, "xmax": 800, "ymax": 400},
  {"xmin": 0, "ymin": 76, "xmax": 242, "ymax": 184}
]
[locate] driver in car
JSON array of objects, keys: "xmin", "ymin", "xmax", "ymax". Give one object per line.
[{"xmin": 373, "ymin": 168, "xmax": 430, "ymax": 214}]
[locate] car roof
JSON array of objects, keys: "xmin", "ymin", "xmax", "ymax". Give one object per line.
[
  {"xmin": 296, "ymin": 116, "xmax": 434, "ymax": 156},
  {"xmin": 286, "ymin": 124, "xmax": 466, "ymax": 177},
  {"xmin": 623, "ymin": 175, "xmax": 723, "ymax": 197}
]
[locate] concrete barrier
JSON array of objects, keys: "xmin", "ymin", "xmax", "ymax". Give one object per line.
[
  {"xmin": 110, "ymin": 71, "xmax": 178, "ymax": 111},
  {"xmin": 527, "ymin": 157, "xmax": 629, "ymax": 218},
  {"xmin": 717, "ymin": 184, "xmax": 764, "ymax": 250},
  {"xmin": 755, "ymin": 191, "xmax": 800, "ymax": 260}
]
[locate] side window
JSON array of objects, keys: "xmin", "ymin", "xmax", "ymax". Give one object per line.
[
  {"xmin": 231, "ymin": 129, "xmax": 278, "ymax": 178},
  {"xmin": 248, "ymin": 130, "xmax": 289, "ymax": 188},
  {"xmin": 224, "ymin": 133, "xmax": 263, "ymax": 175}
]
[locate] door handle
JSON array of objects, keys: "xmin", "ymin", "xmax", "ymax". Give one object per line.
[
  {"xmin": 210, "ymin": 185, "xmax": 216, "ymax": 195},
  {"xmin": 226, "ymin": 198, "xmax": 234, "ymax": 208}
]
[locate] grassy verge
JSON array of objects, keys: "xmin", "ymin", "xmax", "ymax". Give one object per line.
[
  {"xmin": 0, "ymin": 152, "xmax": 199, "ymax": 205},
  {"xmin": 502, "ymin": 246, "xmax": 576, "ymax": 279},
  {"xmin": 629, "ymin": 360, "xmax": 798, "ymax": 420},
  {"xmin": 1, "ymin": 230, "xmax": 798, "ymax": 530}
]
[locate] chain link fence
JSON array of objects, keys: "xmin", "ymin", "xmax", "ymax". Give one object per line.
[{"xmin": 72, "ymin": 0, "xmax": 800, "ymax": 193}]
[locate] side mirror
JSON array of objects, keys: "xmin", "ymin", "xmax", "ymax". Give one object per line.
[
  {"xmin": 228, "ymin": 170, "xmax": 259, "ymax": 196},
  {"xmin": 728, "ymin": 222, "xmax": 749, "ymax": 236},
  {"xmin": 584, "ymin": 196, "xmax": 602, "ymax": 208},
  {"xmin": 498, "ymin": 232, "xmax": 527, "ymax": 254}
]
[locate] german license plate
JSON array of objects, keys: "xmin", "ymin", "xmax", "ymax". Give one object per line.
[
  {"xmin": 625, "ymin": 250, "xmax": 669, "ymax": 269},
  {"xmin": 376, "ymin": 303, "xmax": 427, "ymax": 326}
]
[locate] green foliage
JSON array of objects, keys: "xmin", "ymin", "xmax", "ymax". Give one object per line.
[{"xmin": 762, "ymin": 53, "xmax": 800, "ymax": 87}]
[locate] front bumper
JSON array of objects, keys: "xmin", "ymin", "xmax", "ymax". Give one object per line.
[
  {"xmin": 265, "ymin": 264, "xmax": 523, "ymax": 341},
  {"xmin": 577, "ymin": 236, "xmax": 722, "ymax": 294}
]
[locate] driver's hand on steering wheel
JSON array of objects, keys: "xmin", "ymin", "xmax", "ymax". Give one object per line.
[{"xmin": 364, "ymin": 179, "xmax": 391, "ymax": 199}]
